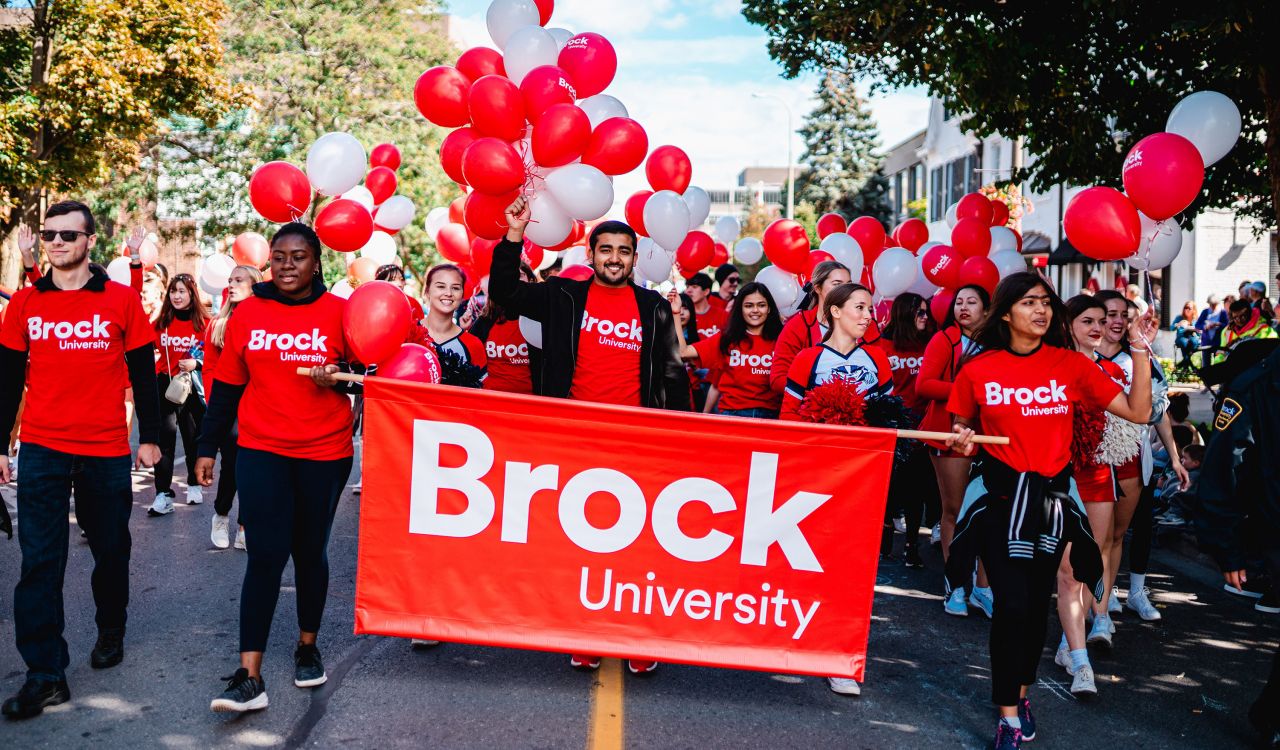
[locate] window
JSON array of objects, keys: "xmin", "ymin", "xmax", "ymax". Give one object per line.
[
  {"xmin": 893, "ymin": 172, "xmax": 904, "ymax": 217},
  {"xmin": 907, "ymin": 166, "xmax": 918, "ymax": 203},
  {"xmin": 930, "ymin": 168, "xmax": 943, "ymax": 222},
  {"xmin": 948, "ymin": 158, "xmax": 964, "ymax": 208}
]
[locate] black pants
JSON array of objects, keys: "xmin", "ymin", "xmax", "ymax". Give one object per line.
[
  {"xmin": 14, "ymin": 443, "xmax": 132, "ymax": 681},
  {"xmin": 1129, "ymin": 478, "xmax": 1156, "ymax": 576},
  {"xmin": 213, "ymin": 421, "xmax": 239, "ymax": 518},
  {"xmin": 882, "ymin": 447, "xmax": 935, "ymax": 554},
  {"xmin": 154, "ymin": 374, "xmax": 205, "ymax": 493},
  {"xmin": 980, "ymin": 499, "xmax": 1065, "ymax": 706},
  {"xmin": 236, "ymin": 447, "xmax": 352, "ymax": 653}
]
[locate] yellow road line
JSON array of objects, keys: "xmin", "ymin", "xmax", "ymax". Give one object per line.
[{"xmin": 586, "ymin": 658, "xmax": 625, "ymax": 750}]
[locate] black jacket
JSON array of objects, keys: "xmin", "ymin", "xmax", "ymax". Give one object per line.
[
  {"xmin": 1194, "ymin": 346, "xmax": 1280, "ymax": 571},
  {"xmin": 488, "ymin": 238, "xmax": 690, "ymax": 410}
]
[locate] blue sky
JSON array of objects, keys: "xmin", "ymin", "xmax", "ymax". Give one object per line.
[{"xmin": 445, "ymin": 0, "xmax": 931, "ymax": 199}]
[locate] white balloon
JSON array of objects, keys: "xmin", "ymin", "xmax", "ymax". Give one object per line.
[
  {"xmin": 341, "ymin": 185, "xmax": 375, "ymax": 211},
  {"xmin": 871, "ymin": 247, "xmax": 917, "ymax": 298},
  {"xmin": 486, "ymin": 0, "xmax": 540, "ymax": 50},
  {"xmin": 755, "ymin": 265, "xmax": 800, "ymax": 309},
  {"xmin": 106, "ymin": 256, "xmax": 132, "ymax": 286},
  {"xmin": 918, "ymin": 240, "xmax": 942, "ymax": 255},
  {"xmin": 204, "ymin": 253, "xmax": 236, "ymax": 286},
  {"xmin": 713, "ymin": 215, "xmax": 740, "ymax": 244},
  {"xmin": 376, "ymin": 195, "xmax": 416, "ymax": 231},
  {"xmin": 989, "ymin": 225, "xmax": 1018, "ymax": 255},
  {"xmin": 547, "ymin": 27, "xmax": 574, "ymax": 50},
  {"xmin": 546, "ymin": 163, "xmax": 613, "ymax": 221},
  {"xmin": 198, "ymin": 272, "xmax": 220, "ymax": 298},
  {"xmin": 525, "ymin": 190, "xmax": 572, "ymax": 247},
  {"xmin": 578, "ymin": 94, "xmax": 628, "ymax": 129},
  {"xmin": 561, "ymin": 244, "xmax": 588, "ymax": 269},
  {"xmin": 908, "ymin": 252, "xmax": 941, "ymax": 297},
  {"xmin": 819, "ymin": 232, "xmax": 863, "ymax": 272},
  {"xmin": 330, "ymin": 279, "xmax": 354, "ymax": 300},
  {"xmin": 1128, "ymin": 213, "xmax": 1183, "ymax": 270},
  {"xmin": 945, "ymin": 202, "xmax": 959, "ymax": 228},
  {"xmin": 503, "ymin": 24, "xmax": 558, "ymax": 85},
  {"xmin": 778, "ymin": 294, "xmax": 803, "ymax": 321},
  {"xmin": 681, "ymin": 186, "xmax": 711, "ymax": 231},
  {"xmin": 424, "ymin": 206, "xmax": 450, "ymax": 241},
  {"xmin": 359, "ymin": 231, "xmax": 398, "ymax": 266},
  {"xmin": 636, "ymin": 237, "xmax": 674, "ymax": 282},
  {"xmin": 518, "ymin": 316, "xmax": 543, "ymax": 348},
  {"xmin": 1166, "ymin": 90, "xmax": 1241, "ymax": 167},
  {"xmin": 733, "ymin": 236, "xmax": 764, "ymax": 265},
  {"xmin": 642, "ymin": 190, "xmax": 690, "ymax": 254},
  {"xmin": 306, "ymin": 132, "xmax": 367, "ymax": 197},
  {"xmin": 990, "ymin": 249, "xmax": 1027, "ymax": 280}
]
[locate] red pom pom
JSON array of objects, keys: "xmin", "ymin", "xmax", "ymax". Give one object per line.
[
  {"xmin": 797, "ymin": 380, "xmax": 868, "ymax": 426},
  {"xmin": 1071, "ymin": 406, "xmax": 1107, "ymax": 471}
]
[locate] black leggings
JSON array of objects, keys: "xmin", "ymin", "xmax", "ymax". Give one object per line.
[
  {"xmin": 155, "ymin": 374, "xmax": 205, "ymax": 493},
  {"xmin": 1128, "ymin": 479, "xmax": 1156, "ymax": 576},
  {"xmin": 882, "ymin": 448, "xmax": 935, "ymax": 554},
  {"xmin": 213, "ymin": 421, "xmax": 239, "ymax": 518},
  {"xmin": 236, "ymin": 447, "xmax": 352, "ymax": 653}
]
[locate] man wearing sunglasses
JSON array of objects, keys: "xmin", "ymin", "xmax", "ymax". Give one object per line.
[
  {"xmin": 0, "ymin": 200, "xmax": 162, "ymax": 720},
  {"xmin": 714, "ymin": 263, "xmax": 741, "ymax": 312}
]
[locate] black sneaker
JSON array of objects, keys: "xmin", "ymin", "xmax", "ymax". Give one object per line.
[
  {"xmin": 210, "ymin": 668, "xmax": 267, "ymax": 713},
  {"xmin": 2, "ymin": 677, "xmax": 70, "ymax": 720},
  {"xmin": 90, "ymin": 628, "xmax": 124, "ymax": 669},
  {"xmin": 1257, "ymin": 592, "xmax": 1280, "ymax": 614},
  {"xmin": 294, "ymin": 643, "xmax": 327, "ymax": 688},
  {"xmin": 1018, "ymin": 696, "xmax": 1037, "ymax": 741},
  {"xmin": 903, "ymin": 546, "xmax": 925, "ymax": 569}
]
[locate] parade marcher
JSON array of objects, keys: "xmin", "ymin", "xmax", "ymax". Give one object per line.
[
  {"xmin": 916, "ymin": 284, "xmax": 993, "ymax": 615},
  {"xmin": 1214, "ymin": 298, "xmax": 1277, "ymax": 363},
  {"xmin": 375, "ymin": 264, "xmax": 424, "ymax": 322},
  {"xmin": 422, "ymin": 264, "xmax": 488, "ymax": 388},
  {"xmin": 196, "ymin": 223, "xmax": 357, "ymax": 713},
  {"xmin": 489, "ymin": 196, "xmax": 689, "ymax": 676},
  {"xmin": 669, "ymin": 281, "xmax": 783, "ymax": 418},
  {"xmin": 205, "ymin": 265, "xmax": 262, "ymax": 550},
  {"xmin": 713, "ymin": 263, "xmax": 740, "ymax": 311},
  {"xmin": 685, "ymin": 272, "xmax": 727, "ymax": 339},
  {"xmin": 769, "ymin": 261, "xmax": 852, "ymax": 394},
  {"xmin": 0, "ymin": 202, "xmax": 162, "ymax": 720},
  {"xmin": 946, "ymin": 272, "xmax": 1156, "ymax": 750},
  {"xmin": 148, "ymin": 272, "xmax": 210, "ymax": 516},
  {"xmin": 472, "ymin": 261, "xmax": 538, "ymax": 395}
]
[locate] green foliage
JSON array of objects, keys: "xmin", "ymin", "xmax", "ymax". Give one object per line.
[
  {"xmin": 906, "ymin": 196, "xmax": 928, "ymax": 221},
  {"xmin": 794, "ymin": 200, "xmax": 818, "ymax": 247},
  {"xmin": 797, "ymin": 66, "xmax": 883, "ymax": 219}
]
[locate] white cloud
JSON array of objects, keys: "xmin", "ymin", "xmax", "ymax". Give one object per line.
[
  {"xmin": 708, "ymin": 0, "xmax": 742, "ymax": 19},
  {"xmin": 549, "ymin": 0, "xmax": 676, "ymax": 37},
  {"xmin": 618, "ymin": 35, "xmax": 767, "ymax": 68},
  {"xmin": 655, "ymin": 12, "xmax": 688, "ymax": 31}
]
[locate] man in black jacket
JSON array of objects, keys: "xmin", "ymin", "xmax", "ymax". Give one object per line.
[{"xmin": 488, "ymin": 196, "xmax": 690, "ymax": 411}]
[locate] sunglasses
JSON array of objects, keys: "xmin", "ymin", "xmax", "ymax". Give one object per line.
[
  {"xmin": 915, "ymin": 310, "xmax": 930, "ymax": 318},
  {"xmin": 725, "ymin": 276, "xmax": 741, "ymax": 284},
  {"xmin": 39, "ymin": 230, "xmax": 91, "ymax": 242}
]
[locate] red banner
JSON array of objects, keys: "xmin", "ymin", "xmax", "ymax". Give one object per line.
[{"xmin": 356, "ymin": 379, "xmax": 896, "ymax": 679}]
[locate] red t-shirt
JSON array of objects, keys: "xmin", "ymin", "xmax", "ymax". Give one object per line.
[
  {"xmin": 693, "ymin": 332, "xmax": 781, "ymax": 412},
  {"xmin": 695, "ymin": 304, "xmax": 728, "ymax": 340},
  {"xmin": 0, "ymin": 280, "xmax": 154, "ymax": 456},
  {"xmin": 948, "ymin": 345, "xmax": 1122, "ymax": 476},
  {"xmin": 155, "ymin": 315, "xmax": 202, "ymax": 376},
  {"xmin": 483, "ymin": 318, "xmax": 533, "ymax": 395},
  {"xmin": 872, "ymin": 337, "xmax": 927, "ymax": 411},
  {"xmin": 215, "ymin": 293, "xmax": 354, "ymax": 461},
  {"xmin": 203, "ymin": 324, "xmax": 222, "ymax": 397},
  {"xmin": 571, "ymin": 284, "xmax": 642, "ymax": 406}
]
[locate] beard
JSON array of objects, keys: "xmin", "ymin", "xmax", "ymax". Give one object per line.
[
  {"xmin": 47, "ymin": 243, "xmax": 89, "ymax": 269},
  {"xmin": 592, "ymin": 261, "xmax": 631, "ymax": 287}
]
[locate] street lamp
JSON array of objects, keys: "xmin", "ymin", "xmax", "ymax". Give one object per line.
[{"xmin": 752, "ymin": 92, "xmax": 794, "ymax": 220}]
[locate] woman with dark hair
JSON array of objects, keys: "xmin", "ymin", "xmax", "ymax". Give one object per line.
[
  {"xmin": 375, "ymin": 264, "xmax": 424, "ymax": 322},
  {"xmin": 668, "ymin": 281, "xmax": 784, "ymax": 418},
  {"xmin": 423, "ymin": 264, "xmax": 487, "ymax": 388},
  {"xmin": 769, "ymin": 261, "xmax": 852, "ymax": 395},
  {"xmin": 917, "ymin": 284, "xmax": 993, "ymax": 615},
  {"xmin": 147, "ymin": 272, "xmax": 211, "ymax": 516},
  {"xmin": 874, "ymin": 293, "xmax": 938, "ymax": 568},
  {"xmin": 946, "ymin": 272, "xmax": 1156, "ymax": 749},
  {"xmin": 195, "ymin": 222, "xmax": 358, "ymax": 713},
  {"xmin": 472, "ymin": 261, "xmax": 538, "ymax": 395}
]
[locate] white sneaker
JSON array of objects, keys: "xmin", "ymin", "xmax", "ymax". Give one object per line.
[
  {"xmin": 410, "ymin": 638, "xmax": 440, "ymax": 648},
  {"xmin": 234, "ymin": 527, "xmax": 246, "ymax": 550},
  {"xmin": 1087, "ymin": 615, "xmax": 1113, "ymax": 648},
  {"xmin": 1108, "ymin": 587, "xmax": 1123, "ymax": 615},
  {"xmin": 893, "ymin": 514, "xmax": 907, "ymax": 534},
  {"xmin": 211, "ymin": 514, "xmax": 231, "ymax": 549},
  {"xmin": 827, "ymin": 677, "xmax": 861, "ymax": 696},
  {"xmin": 1070, "ymin": 664, "xmax": 1098, "ymax": 699},
  {"xmin": 1125, "ymin": 587, "xmax": 1162, "ymax": 621},
  {"xmin": 185, "ymin": 485, "xmax": 203, "ymax": 505},
  {"xmin": 147, "ymin": 492, "xmax": 175, "ymax": 516},
  {"xmin": 1055, "ymin": 645, "xmax": 1074, "ymax": 674},
  {"xmin": 930, "ymin": 523, "xmax": 942, "ymax": 545}
]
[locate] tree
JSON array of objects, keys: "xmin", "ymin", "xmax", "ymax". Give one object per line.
[
  {"xmin": 846, "ymin": 171, "xmax": 892, "ymax": 228},
  {"xmin": 797, "ymin": 66, "xmax": 884, "ymax": 221},
  {"xmin": 0, "ymin": 0, "xmax": 241, "ymax": 287},
  {"xmin": 742, "ymin": 2, "xmax": 1280, "ymax": 246}
]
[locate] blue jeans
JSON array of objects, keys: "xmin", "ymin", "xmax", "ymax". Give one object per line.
[
  {"xmin": 1174, "ymin": 328, "xmax": 1199, "ymax": 364},
  {"xmin": 715, "ymin": 407, "xmax": 779, "ymax": 419},
  {"xmin": 14, "ymin": 443, "xmax": 133, "ymax": 681}
]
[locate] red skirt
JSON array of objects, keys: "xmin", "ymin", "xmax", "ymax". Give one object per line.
[{"xmin": 1075, "ymin": 462, "xmax": 1117, "ymax": 503}]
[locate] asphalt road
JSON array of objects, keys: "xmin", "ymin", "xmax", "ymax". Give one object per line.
[{"xmin": 0, "ymin": 437, "xmax": 1275, "ymax": 749}]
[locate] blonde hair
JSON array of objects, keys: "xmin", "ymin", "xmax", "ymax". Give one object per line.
[{"xmin": 210, "ymin": 264, "xmax": 263, "ymax": 348}]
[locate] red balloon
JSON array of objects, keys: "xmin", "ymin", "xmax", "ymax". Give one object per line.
[
  {"xmin": 456, "ymin": 47, "xmax": 506, "ymax": 82},
  {"xmin": 231, "ymin": 232, "xmax": 269, "ymax": 268},
  {"xmin": 558, "ymin": 32, "xmax": 616, "ymax": 99},
  {"xmin": 439, "ymin": 128, "xmax": 478, "ymax": 186},
  {"xmin": 816, "ymin": 213, "xmax": 846, "ymax": 239},
  {"xmin": 520, "ymin": 65, "xmax": 577, "ymax": 124},
  {"xmin": 1063, "ymin": 186, "xmax": 1141, "ymax": 261},
  {"xmin": 921, "ymin": 244, "xmax": 962, "ymax": 288},
  {"xmin": 378, "ymin": 343, "xmax": 442, "ymax": 384},
  {"xmin": 560, "ymin": 264, "xmax": 593, "ymax": 281},
  {"xmin": 469, "ymin": 237, "xmax": 498, "ymax": 275},
  {"xmin": 369, "ymin": 143, "xmax": 401, "ymax": 171},
  {"xmin": 468, "ymin": 75, "xmax": 526, "ymax": 142},
  {"xmin": 711, "ymin": 242, "xmax": 729, "ymax": 267},
  {"xmin": 762, "ymin": 219, "xmax": 810, "ymax": 275},
  {"xmin": 951, "ymin": 217, "xmax": 992, "ymax": 259},
  {"xmin": 847, "ymin": 217, "xmax": 886, "ymax": 265},
  {"xmin": 956, "ymin": 193, "xmax": 994, "ymax": 226},
  {"xmin": 807, "ymin": 249, "xmax": 835, "ymax": 275},
  {"xmin": 343, "ymin": 280, "xmax": 413, "ymax": 365},
  {"xmin": 930, "ymin": 289, "xmax": 955, "ymax": 327},
  {"xmin": 436, "ymin": 223, "xmax": 471, "ymax": 264},
  {"xmin": 675, "ymin": 230, "xmax": 715, "ymax": 273},
  {"xmin": 894, "ymin": 218, "xmax": 930, "ymax": 253},
  {"xmin": 464, "ymin": 189, "xmax": 520, "ymax": 240},
  {"xmin": 413, "ymin": 66, "xmax": 471, "ymax": 128},
  {"xmin": 1122, "ymin": 132, "xmax": 1204, "ymax": 220},
  {"xmin": 248, "ymin": 161, "xmax": 311, "ymax": 223},
  {"xmin": 990, "ymin": 200, "xmax": 1010, "ymax": 227},
  {"xmin": 448, "ymin": 196, "xmax": 466, "ymax": 225},
  {"xmin": 533, "ymin": 0, "xmax": 553, "ymax": 25},
  {"xmin": 532, "ymin": 103, "xmax": 591, "ymax": 167},
  {"xmin": 1013, "ymin": 229, "xmax": 1023, "ymax": 253},
  {"xmin": 581, "ymin": 117, "xmax": 648, "ymax": 176},
  {"xmin": 522, "ymin": 239, "xmax": 544, "ymax": 269},
  {"xmin": 462, "ymin": 138, "xmax": 525, "ymax": 195},
  {"xmin": 625, "ymin": 190, "xmax": 652, "ymax": 236},
  {"xmin": 646, "ymin": 145, "xmax": 692, "ymax": 194},
  {"xmin": 958, "ymin": 256, "xmax": 999, "ymax": 295},
  {"xmin": 365, "ymin": 166, "xmax": 397, "ymax": 205},
  {"xmin": 315, "ymin": 199, "xmax": 374, "ymax": 252}
]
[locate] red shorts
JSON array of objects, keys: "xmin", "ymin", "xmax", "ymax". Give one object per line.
[
  {"xmin": 1116, "ymin": 456, "xmax": 1140, "ymax": 482},
  {"xmin": 1075, "ymin": 463, "xmax": 1117, "ymax": 503}
]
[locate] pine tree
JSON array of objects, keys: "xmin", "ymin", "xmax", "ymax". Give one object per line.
[{"xmin": 797, "ymin": 66, "xmax": 886, "ymax": 220}]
